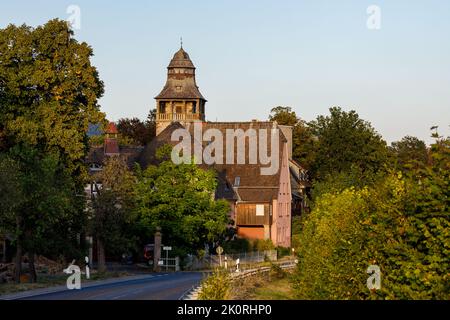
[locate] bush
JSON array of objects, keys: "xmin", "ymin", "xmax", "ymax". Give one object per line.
[
  {"xmin": 250, "ymin": 239, "xmax": 275, "ymax": 252},
  {"xmin": 221, "ymin": 238, "xmax": 251, "ymax": 254},
  {"xmin": 276, "ymin": 246, "xmax": 291, "ymax": 258},
  {"xmin": 269, "ymin": 263, "xmax": 286, "ymax": 279},
  {"xmin": 198, "ymin": 269, "xmax": 231, "ymax": 300}
]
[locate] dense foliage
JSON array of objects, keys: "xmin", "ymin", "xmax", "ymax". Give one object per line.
[
  {"xmin": 198, "ymin": 269, "xmax": 231, "ymax": 300},
  {"xmin": 0, "ymin": 20, "xmax": 104, "ymax": 282},
  {"xmin": 389, "ymin": 135, "xmax": 429, "ymax": 172},
  {"xmin": 292, "ymin": 135, "xmax": 449, "ymax": 299},
  {"xmin": 308, "ymin": 107, "xmax": 388, "ymax": 180},
  {"xmin": 269, "ymin": 106, "xmax": 315, "ymax": 171},
  {"xmin": 116, "ymin": 109, "xmax": 156, "ymax": 146}
]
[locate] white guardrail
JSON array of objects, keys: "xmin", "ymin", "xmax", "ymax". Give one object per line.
[{"xmin": 180, "ymin": 259, "xmax": 298, "ymax": 300}]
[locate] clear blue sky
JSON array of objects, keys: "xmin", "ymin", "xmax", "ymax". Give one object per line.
[{"xmin": 1, "ymin": 0, "xmax": 449, "ymax": 144}]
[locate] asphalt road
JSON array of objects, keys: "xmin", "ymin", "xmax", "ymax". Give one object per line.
[{"xmin": 20, "ymin": 272, "xmax": 204, "ymax": 300}]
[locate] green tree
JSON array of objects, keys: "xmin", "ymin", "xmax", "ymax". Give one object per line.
[
  {"xmin": 134, "ymin": 146, "xmax": 230, "ymax": 256},
  {"xmin": 389, "ymin": 135, "xmax": 428, "ymax": 172},
  {"xmin": 90, "ymin": 156, "xmax": 136, "ymax": 272},
  {"xmin": 0, "ymin": 146, "xmax": 75, "ymax": 282},
  {"xmin": 117, "ymin": 109, "xmax": 156, "ymax": 146},
  {"xmin": 0, "ymin": 155, "xmax": 22, "ymax": 224},
  {"xmin": 308, "ymin": 107, "xmax": 388, "ymax": 180},
  {"xmin": 269, "ymin": 106, "xmax": 316, "ymax": 170},
  {"xmin": 0, "ymin": 19, "xmax": 105, "ymax": 280},
  {"xmin": 0, "ymin": 19, "xmax": 105, "ymax": 178},
  {"xmin": 293, "ymin": 133, "xmax": 449, "ymax": 299},
  {"xmin": 269, "ymin": 106, "xmax": 298, "ymax": 126}
]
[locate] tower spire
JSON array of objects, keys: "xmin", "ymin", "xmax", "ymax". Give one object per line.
[{"xmin": 155, "ymin": 46, "xmax": 207, "ymax": 135}]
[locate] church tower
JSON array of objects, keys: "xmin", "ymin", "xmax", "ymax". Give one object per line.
[{"xmin": 155, "ymin": 46, "xmax": 207, "ymax": 135}]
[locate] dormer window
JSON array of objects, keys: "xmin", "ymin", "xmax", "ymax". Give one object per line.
[{"xmin": 176, "ymin": 86, "xmax": 182, "ymax": 92}]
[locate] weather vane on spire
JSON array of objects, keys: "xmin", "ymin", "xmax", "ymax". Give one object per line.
[{"xmin": 180, "ymin": 37, "xmax": 183, "ymax": 49}]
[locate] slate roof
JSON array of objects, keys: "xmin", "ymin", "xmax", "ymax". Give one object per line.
[
  {"xmin": 155, "ymin": 83, "xmax": 206, "ymax": 100},
  {"xmin": 168, "ymin": 48, "xmax": 195, "ymax": 69},
  {"xmin": 155, "ymin": 48, "xmax": 206, "ymax": 100}
]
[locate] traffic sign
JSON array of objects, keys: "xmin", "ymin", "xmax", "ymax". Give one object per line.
[
  {"xmin": 216, "ymin": 246, "xmax": 223, "ymax": 255},
  {"xmin": 163, "ymin": 246, "xmax": 172, "ymax": 251}
]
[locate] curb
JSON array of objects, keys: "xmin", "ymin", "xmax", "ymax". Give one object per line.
[{"xmin": 179, "ymin": 284, "xmax": 202, "ymax": 300}]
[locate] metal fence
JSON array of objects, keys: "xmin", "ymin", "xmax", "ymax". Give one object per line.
[
  {"xmin": 159, "ymin": 257, "xmax": 180, "ymax": 272},
  {"xmin": 185, "ymin": 250, "xmax": 278, "ymax": 270}
]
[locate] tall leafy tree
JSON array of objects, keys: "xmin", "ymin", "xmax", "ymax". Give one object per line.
[
  {"xmin": 269, "ymin": 106, "xmax": 298, "ymax": 126},
  {"xmin": 269, "ymin": 106, "xmax": 316, "ymax": 170},
  {"xmin": 308, "ymin": 107, "xmax": 388, "ymax": 180},
  {"xmin": 390, "ymin": 135, "xmax": 429, "ymax": 171},
  {"xmin": 0, "ymin": 146, "xmax": 75, "ymax": 282},
  {"xmin": 134, "ymin": 146, "xmax": 230, "ymax": 257},
  {"xmin": 117, "ymin": 109, "xmax": 156, "ymax": 145},
  {"xmin": 0, "ymin": 19, "xmax": 105, "ymax": 178},
  {"xmin": 0, "ymin": 19, "xmax": 105, "ymax": 281}
]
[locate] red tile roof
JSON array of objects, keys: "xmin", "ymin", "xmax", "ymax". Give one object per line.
[{"xmin": 106, "ymin": 122, "xmax": 118, "ymax": 134}]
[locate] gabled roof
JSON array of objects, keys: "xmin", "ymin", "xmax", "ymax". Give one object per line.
[
  {"xmin": 106, "ymin": 122, "xmax": 118, "ymax": 134},
  {"xmin": 139, "ymin": 121, "xmax": 288, "ymax": 203}
]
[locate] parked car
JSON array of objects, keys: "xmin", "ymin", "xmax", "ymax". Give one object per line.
[{"xmin": 143, "ymin": 244, "xmax": 154, "ymax": 266}]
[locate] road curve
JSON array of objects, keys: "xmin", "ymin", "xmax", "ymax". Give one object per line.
[{"xmin": 20, "ymin": 272, "xmax": 204, "ymax": 300}]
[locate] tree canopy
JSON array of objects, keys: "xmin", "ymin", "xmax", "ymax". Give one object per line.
[
  {"xmin": 269, "ymin": 106, "xmax": 316, "ymax": 171},
  {"xmin": 116, "ymin": 109, "xmax": 156, "ymax": 146},
  {"xmin": 308, "ymin": 107, "xmax": 388, "ymax": 180},
  {"xmin": 0, "ymin": 19, "xmax": 105, "ymax": 281},
  {"xmin": 0, "ymin": 19, "xmax": 105, "ymax": 179},
  {"xmin": 134, "ymin": 146, "xmax": 230, "ymax": 256},
  {"xmin": 389, "ymin": 135, "xmax": 429, "ymax": 172},
  {"xmin": 293, "ymin": 133, "xmax": 449, "ymax": 299}
]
